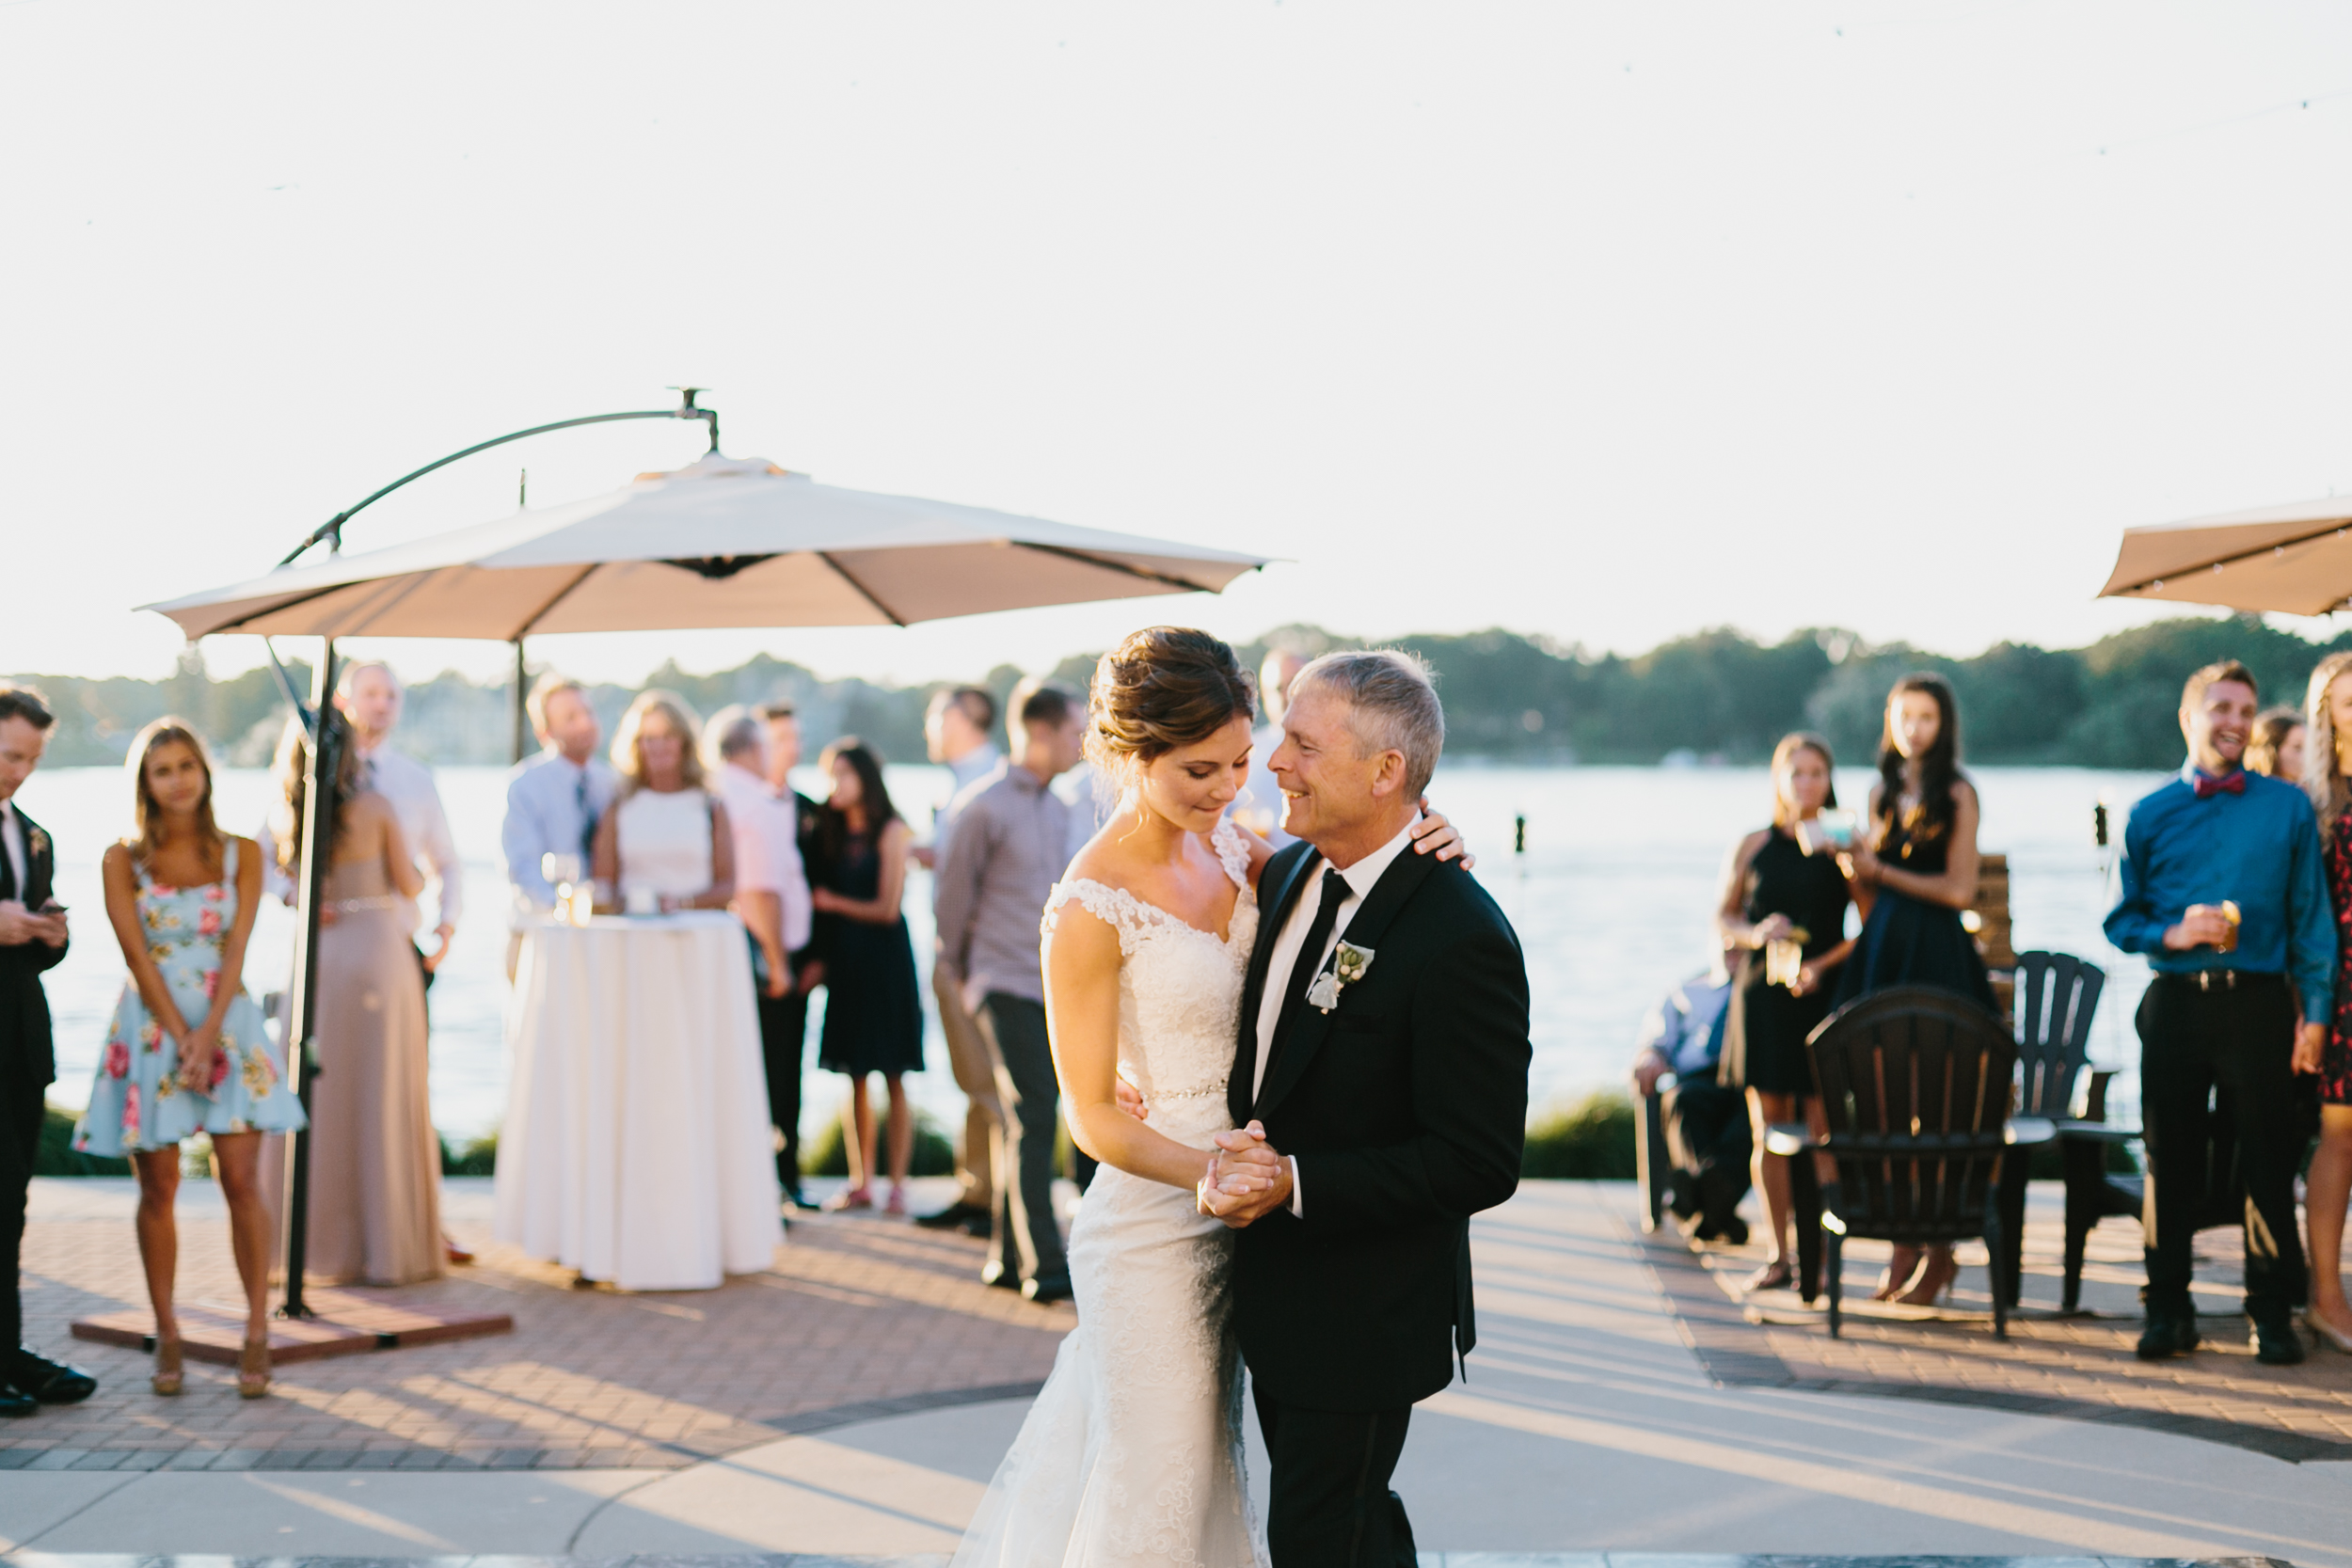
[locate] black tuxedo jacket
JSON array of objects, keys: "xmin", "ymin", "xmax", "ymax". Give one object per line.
[
  {"xmin": 1227, "ymin": 836, "xmax": 1530, "ymax": 1413},
  {"xmin": 0, "ymin": 804, "xmax": 67, "ymax": 1090}
]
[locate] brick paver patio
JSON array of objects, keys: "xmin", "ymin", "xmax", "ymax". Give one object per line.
[
  {"xmin": 1636, "ymin": 1181, "xmax": 2352, "ymax": 1460},
  {"xmin": 4, "ymin": 1177, "xmax": 1068, "ymax": 1472}
]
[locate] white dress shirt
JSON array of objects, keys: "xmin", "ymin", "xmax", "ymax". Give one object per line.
[
  {"xmin": 717, "ymin": 763, "xmax": 812, "ymax": 952},
  {"xmin": 1249, "ymin": 816, "xmax": 1420, "ymax": 1216},
  {"xmin": 361, "ymin": 745, "xmax": 463, "ymax": 935},
  {"xmin": 0, "ymin": 800, "xmax": 25, "ymax": 896}
]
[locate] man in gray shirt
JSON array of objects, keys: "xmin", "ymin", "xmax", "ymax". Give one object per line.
[{"xmin": 933, "ymin": 678, "xmax": 1084, "ymax": 1301}]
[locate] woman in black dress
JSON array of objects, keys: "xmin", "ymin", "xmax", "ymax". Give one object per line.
[
  {"xmin": 1718, "ymin": 733, "xmax": 1854, "ymax": 1292},
  {"xmin": 1835, "ymin": 672, "xmax": 1994, "ymax": 1303},
  {"xmin": 810, "ymin": 738, "xmax": 925, "ymax": 1214}
]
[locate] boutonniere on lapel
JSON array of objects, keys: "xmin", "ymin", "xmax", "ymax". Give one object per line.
[
  {"xmin": 27, "ymin": 828, "xmax": 48, "ymax": 861},
  {"xmin": 1307, "ymin": 941, "xmax": 1375, "ymax": 1013}
]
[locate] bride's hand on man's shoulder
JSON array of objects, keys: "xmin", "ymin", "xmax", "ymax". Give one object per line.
[{"xmin": 1409, "ymin": 797, "xmax": 1474, "ymax": 870}]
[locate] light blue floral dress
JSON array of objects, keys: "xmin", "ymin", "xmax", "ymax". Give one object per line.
[{"xmin": 73, "ymin": 840, "xmax": 309, "ymax": 1156}]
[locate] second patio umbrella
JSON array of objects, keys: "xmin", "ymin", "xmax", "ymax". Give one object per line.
[{"xmin": 2098, "ymin": 494, "xmax": 2352, "ymax": 616}]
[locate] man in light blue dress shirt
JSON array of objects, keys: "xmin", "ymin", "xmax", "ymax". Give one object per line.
[
  {"xmin": 2106, "ymin": 658, "xmax": 2333, "ymax": 1366},
  {"xmin": 501, "ymin": 676, "xmax": 619, "ymax": 980}
]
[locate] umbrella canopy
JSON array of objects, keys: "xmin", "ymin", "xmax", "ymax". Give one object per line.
[
  {"xmin": 2098, "ymin": 494, "xmax": 2352, "ymax": 616},
  {"xmin": 148, "ymin": 453, "xmax": 1271, "ymax": 641}
]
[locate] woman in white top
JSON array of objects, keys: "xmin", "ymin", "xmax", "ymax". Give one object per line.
[{"xmin": 593, "ymin": 691, "xmax": 736, "ymax": 914}]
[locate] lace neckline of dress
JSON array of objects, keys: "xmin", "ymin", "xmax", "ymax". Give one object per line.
[{"xmin": 1055, "ymin": 819, "xmax": 1255, "ymax": 946}]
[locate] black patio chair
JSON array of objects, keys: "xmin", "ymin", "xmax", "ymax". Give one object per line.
[
  {"xmin": 1775, "ymin": 986, "xmax": 2054, "ymax": 1338},
  {"xmin": 1994, "ymin": 952, "xmax": 2143, "ymax": 1310}
]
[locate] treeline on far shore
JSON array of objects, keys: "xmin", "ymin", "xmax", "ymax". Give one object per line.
[{"xmin": 9, "ymin": 612, "xmax": 2345, "ymax": 773}]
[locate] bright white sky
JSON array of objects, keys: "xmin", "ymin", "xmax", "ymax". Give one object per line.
[{"xmin": 4, "ymin": 1, "xmax": 2349, "ymax": 690}]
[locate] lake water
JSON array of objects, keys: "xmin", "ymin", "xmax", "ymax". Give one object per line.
[{"xmin": 15, "ymin": 762, "xmax": 2169, "ymax": 1143}]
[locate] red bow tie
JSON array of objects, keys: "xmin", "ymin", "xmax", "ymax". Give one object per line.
[{"xmin": 2193, "ymin": 770, "xmax": 2247, "ymax": 799}]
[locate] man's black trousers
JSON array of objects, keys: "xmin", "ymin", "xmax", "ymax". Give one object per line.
[
  {"xmin": 1660, "ymin": 1069, "xmax": 1752, "ymax": 1233},
  {"xmin": 1252, "ymin": 1380, "xmax": 1415, "ymax": 1568},
  {"xmin": 977, "ymin": 992, "xmax": 1069, "ymax": 1291},
  {"xmin": 2136, "ymin": 972, "xmax": 2309, "ymax": 1316},
  {"xmin": 0, "ymin": 1085, "xmax": 44, "ymax": 1354},
  {"xmin": 756, "ymin": 962, "xmax": 812, "ymax": 1196}
]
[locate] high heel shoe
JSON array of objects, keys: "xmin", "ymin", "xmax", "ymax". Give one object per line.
[
  {"xmin": 1740, "ymin": 1259, "xmax": 1795, "ymax": 1293},
  {"xmin": 883, "ymin": 1185, "xmax": 909, "ymax": 1216},
  {"xmin": 2309, "ymin": 1309, "xmax": 2352, "ymax": 1354},
  {"xmin": 1873, "ymin": 1245, "xmax": 1923, "ymax": 1301},
  {"xmin": 237, "ymin": 1338, "xmax": 271, "ymax": 1400},
  {"xmin": 151, "ymin": 1337, "xmax": 183, "ymax": 1397},
  {"xmin": 821, "ymin": 1185, "xmax": 874, "ymax": 1212},
  {"xmin": 1895, "ymin": 1245, "xmax": 1959, "ymax": 1307}
]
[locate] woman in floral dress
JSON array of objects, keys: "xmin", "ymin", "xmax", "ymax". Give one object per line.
[
  {"xmin": 2302, "ymin": 652, "xmax": 2352, "ymax": 1354},
  {"xmin": 75, "ymin": 721, "xmax": 307, "ymax": 1398}
]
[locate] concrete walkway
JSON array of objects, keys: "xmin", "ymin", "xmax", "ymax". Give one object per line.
[{"xmin": 3, "ymin": 1182, "xmax": 2346, "ymax": 1559}]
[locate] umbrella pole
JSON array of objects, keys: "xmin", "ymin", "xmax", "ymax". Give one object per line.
[
  {"xmin": 512, "ymin": 639, "xmax": 529, "ymax": 765},
  {"xmin": 278, "ymin": 639, "xmax": 342, "ymax": 1320}
]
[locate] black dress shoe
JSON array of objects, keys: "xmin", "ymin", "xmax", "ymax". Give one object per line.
[
  {"xmin": 9, "ymin": 1351, "xmax": 96, "ymax": 1405},
  {"xmin": 0, "ymin": 1383, "xmax": 35, "ymax": 1418},
  {"xmin": 2250, "ymin": 1313, "xmax": 2306, "ymax": 1366},
  {"xmin": 1022, "ymin": 1277, "xmax": 1074, "ymax": 1305},
  {"xmin": 917, "ymin": 1199, "xmax": 990, "ymax": 1232},
  {"xmin": 2137, "ymin": 1311, "xmax": 2201, "ymax": 1360}
]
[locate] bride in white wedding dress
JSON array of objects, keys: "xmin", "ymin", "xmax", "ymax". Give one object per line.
[
  {"xmin": 952, "ymin": 627, "xmax": 1277, "ymax": 1567},
  {"xmin": 952, "ymin": 628, "xmax": 1461, "ymax": 1568}
]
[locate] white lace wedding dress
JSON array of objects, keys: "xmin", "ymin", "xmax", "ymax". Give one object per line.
[{"xmin": 950, "ymin": 819, "xmax": 1268, "ymax": 1568}]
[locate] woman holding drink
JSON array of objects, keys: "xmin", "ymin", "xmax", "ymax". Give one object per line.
[
  {"xmin": 1835, "ymin": 673, "xmax": 1995, "ymax": 1305},
  {"xmin": 1716, "ymin": 732, "xmax": 1853, "ymax": 1293}
]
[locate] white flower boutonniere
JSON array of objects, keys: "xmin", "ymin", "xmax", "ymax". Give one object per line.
[
  {"xmin": 1306, "ymin": 941, "xmax": 1375, "ymax": 1013},
  {"xmin": 28, "ymin": 828, "xmax": 48, "ymax": 861}
]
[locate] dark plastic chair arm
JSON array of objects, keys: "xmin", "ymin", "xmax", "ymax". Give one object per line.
[
  {"xmin": 2005, "ymin": 1117, "xmax": 2058, "ymax": 1147},
  {"xmin": 2052, "ymin": 1120, "xmax": 2142, "ymax": 1143}
]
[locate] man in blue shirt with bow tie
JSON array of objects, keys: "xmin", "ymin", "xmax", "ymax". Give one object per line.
[{"xmin": 2106, "ymin": 658, "xmax": 2334, "ymax": 1366}]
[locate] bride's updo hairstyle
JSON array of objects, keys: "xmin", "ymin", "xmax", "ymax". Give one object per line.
[{"xmin": 1087, "ymin": 627, "xmax": 1258, "ymax": 789}]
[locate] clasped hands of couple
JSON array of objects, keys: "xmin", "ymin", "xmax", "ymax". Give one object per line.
[{"xmin": 1105, "ymin": 1077, "xmax": 1294, "ymax": 1227}]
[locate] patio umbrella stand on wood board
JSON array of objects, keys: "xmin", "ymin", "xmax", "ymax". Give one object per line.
[{"xmin": 75, "ymin": 391, "xmax": 1269, "ymax": 1355}]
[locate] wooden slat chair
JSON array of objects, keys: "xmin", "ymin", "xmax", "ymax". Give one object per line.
[
  {"xmin": 1997, "ymin": 951, "xmax": 2141, "ymax": 1310},
  {"xmin": 1783, "ymin": 986, "xmax": 2054, "ymax": 1338}
]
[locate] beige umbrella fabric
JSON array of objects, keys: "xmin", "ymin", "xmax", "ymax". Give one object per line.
[
  {"xmin": 147, "ymin": 453, "xmax": 1270, "ymax": 641},
  {"xmin": 2098, "ymin": 494, "xmax": 2352, "ymax": 616}
]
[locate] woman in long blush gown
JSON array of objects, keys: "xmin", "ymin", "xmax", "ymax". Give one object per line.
[{"xmin": 953, "ymin": 628, "xmax": 1467, "ymax": 1568}]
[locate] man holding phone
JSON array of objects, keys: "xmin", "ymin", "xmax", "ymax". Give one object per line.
[{"xmin": 0, "ymin": 687, "xmax": 98, "ymax": 1414}]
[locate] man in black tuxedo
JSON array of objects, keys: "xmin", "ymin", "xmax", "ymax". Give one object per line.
[
  {"xmin": 0, "ymin": 687, "xmax": 98, "ymax": 1414},
  {"xmin": 1205, "ymin": 651, "xmax": 1530, "ymax": 1567}
]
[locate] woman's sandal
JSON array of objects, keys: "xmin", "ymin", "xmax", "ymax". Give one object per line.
[
  {"xmin": 1872, "ymin": 1245, "xmax": 1923, "ymax": 1301},
  {"xmin": 237, "ymin": 1338, "xmax": 271, "ymax": 1400},
  {"xmin": 1740, "ymin": 1259, "xmax": 1795, "ymax": 1294},
  {"xmin": 822, "ymin": 1185, "xmax": 874, "ymax": 1212},
  {"xmin": 151, "ymin": 1337, "xmax": 184, "ymax": 1397},
  {"xmin": 1895, "ymin": 1247, "xmax": 1958, "ymax": 1307},
  {"xmin": 883, "ymin": 1185, "xmax": 909, "ymax": 1216}
]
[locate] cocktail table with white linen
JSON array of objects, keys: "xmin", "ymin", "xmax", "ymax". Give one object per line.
[{"xmin": 496, "ymin": 911, "xmax": 782, "ymax": 1290}]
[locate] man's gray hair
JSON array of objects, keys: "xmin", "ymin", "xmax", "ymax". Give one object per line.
[
  {"xmin": 1292, "ymin": 649, "xmax": 1445, "ymax": 796},
  {"xmin": 703, "ymin": 704, "xmax": 764, "ymax": 768},
  {"xmin": 335, "ymin": 659, "xmax": 403, "ymax": 699}
]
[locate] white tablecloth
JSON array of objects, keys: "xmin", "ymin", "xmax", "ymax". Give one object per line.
[{"xmin": 494, "ymin": 911, "xmax": 782, "ymax": 1290}]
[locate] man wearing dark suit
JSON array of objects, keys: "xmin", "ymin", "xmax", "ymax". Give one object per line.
[
  {"xmin": 1207, "ymin": 651, "xmax": 1530, "ymax": 1567},
  {"xmin": 0, "ymin": 687, "xmax": 98, "ymax": 1414}
]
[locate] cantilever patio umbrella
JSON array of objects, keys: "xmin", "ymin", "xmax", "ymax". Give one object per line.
[
  {"xmin": 143, "ymin": 410, "xmax": 1271, "ymax": 1318},
  {"xmin": 151, "ymin": 450, "xmax": 1270, "ymax": 641},
  {"xmin": 2098, "ymin": 494, "xmax": 2352, "ymax": 616}
]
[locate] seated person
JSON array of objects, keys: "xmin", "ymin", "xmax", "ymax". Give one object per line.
[{"xmin": 1632, "ymin": 952, "xmax": 1754, "ymax": 1243}]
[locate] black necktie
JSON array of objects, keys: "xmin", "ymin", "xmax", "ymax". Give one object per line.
[
  {"xmin": 1267, "ymin": 868, "xmax": 1351, "ymax": 1073},
  {"xmin": 578, "ymin": 773, "xmax": 598, "ymax": 863}
]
